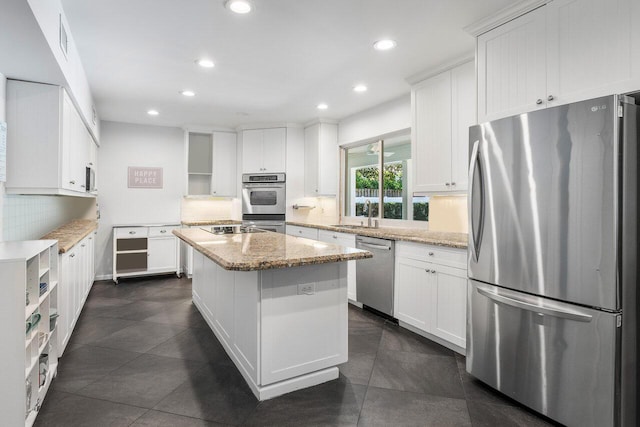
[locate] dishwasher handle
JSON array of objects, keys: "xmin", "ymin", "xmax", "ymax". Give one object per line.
[{"xmin": 358, "ymin": 242, "xmax": 391, "ymax": 251}]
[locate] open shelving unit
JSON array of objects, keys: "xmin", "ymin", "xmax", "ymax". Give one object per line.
[{"xmin": 0, "ymin": 240, "xmax": 59, "ymax": 427}]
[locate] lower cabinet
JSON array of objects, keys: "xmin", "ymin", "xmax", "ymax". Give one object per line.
[
  {"xmin": 58, "ymin": 232, "xmax": 96, "ymax": 354},
  {"xmin": 317, "ymin": 229, "xmax": 357, "ymax": 302},
  {"xmin": 394, "ymin": 241, "xmax": 467, "ymax": 351},
  {"xmin": 112, "ymin": 225, "xmax": 180, "ymax": 282}
]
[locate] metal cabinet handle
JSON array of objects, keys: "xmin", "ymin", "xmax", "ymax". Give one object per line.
[
  {"xmin": 451, "ymin": 182, "xmax": 456, "ymax": 186},
  {"xmin": 70, "ymin": 253, "xmax": 75, "ymax": 258},
  {"xmin": 445, "ymin": 182, "xmax": 451, "ymax": 186},
  {"xmin": 536, "ymin": 99, "xmax": 543, "ymax": 105},
  {"xmin": 160, "ymin": 230, "xmax": 167, "ymax": 233},
  {"xmin": 129, "ymin": 231, "xmax": 136, "ymax": 235},
  {"xmin": 70, "ymin": 180, "xmax": 76, "ymax": 185},
  {"xmin": 298, "ymin": 230, "xmax": 302, "ymax": 234},
  {"xmin": 477, "ymin": 286, "xmax": 593, "ymax": 322},
  {"xmin": 428, "ymin": 252, "xmax": 434, "ymax": 256},
  {"xmin": 81, "ymin": 244, "xmax": 85, "ymax": 247},
  {"xmin": 547, "ymin": 95, "xmax": 555, "ymax": 101},
  {"xmin": 333, "ymin": 235, "xmax": 337, "ymax": 239},
  {"xmin": 89, "ymin": 237, "xmax": 92, "ymax": 240},
  {"xmin": 89, "ymin": 162, "xmax": 93, "ymax": 166},
  {"xmin": 432, "ymin": 270, "xmax": 436, "ymax": 274}
]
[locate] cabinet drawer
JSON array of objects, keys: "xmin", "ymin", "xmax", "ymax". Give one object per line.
[
  {"xmin": 286, "ymin": 225, "xmax": 318, "ymax": 240},
  {"xmin": 396, "ymin": 241, "xmax": 466, "ymax": 269},
  {"xmin": 115, "ymin": 227, "xmax": 148, "ymax": 238},
  {"xmin": 148, "ymin": 225, "xmax": 178, "ymax": 237},
  {"xmin": 318, "ymin": 230, "xmax": 356, "ymax": 248}
]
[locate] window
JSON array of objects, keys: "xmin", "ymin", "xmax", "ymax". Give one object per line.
[{"xmin": 344, "ymin": 133, "xmax": 429, "ymax": 222}]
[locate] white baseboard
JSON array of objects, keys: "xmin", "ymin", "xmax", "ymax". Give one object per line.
[{"xmin": 95, "ymin": 274, "xmax": 113, "ymax": 281}]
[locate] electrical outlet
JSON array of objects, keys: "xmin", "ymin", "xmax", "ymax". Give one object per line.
[{"xmin": 298, "ymin": 283, "xmax": 315, "ymax": 295}]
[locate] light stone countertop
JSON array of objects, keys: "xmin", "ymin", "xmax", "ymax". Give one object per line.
[
  {"xmin": 286, "ymin": 221, "xmax": 468, "ymax": 249},
  {"xmin": 174, "ymin": 228, "xmax": 372, "ymax": 271},
  {"xmin": 181, "ymin": 219, "xmax": 242, "ymax": 226},
  {"xmin": 40, "ymin": 219, "xmax": 98, "ymax": 254}
]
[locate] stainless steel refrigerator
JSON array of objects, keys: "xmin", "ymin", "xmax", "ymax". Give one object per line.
[{"xmin": 467, "ymin": 95, "xmax": 639, "ymax": 427}]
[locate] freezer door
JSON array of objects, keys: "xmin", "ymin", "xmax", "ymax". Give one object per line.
[
  {"xmin": 467, "ymin": 280, "xmax": 618, "ymax": 427},
  {"xmin": 468, "ymin": 95, "xmax": 619, "ymax": 310}
]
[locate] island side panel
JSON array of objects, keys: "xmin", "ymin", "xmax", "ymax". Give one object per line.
[{"xmin": 260, "ymin": 262, "xmax": 348, "ymax": 385}]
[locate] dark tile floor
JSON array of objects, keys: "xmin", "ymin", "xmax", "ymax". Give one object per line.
[{"xmin": 35, "ymin": 276, "xmax": 558, "ymax": 426}]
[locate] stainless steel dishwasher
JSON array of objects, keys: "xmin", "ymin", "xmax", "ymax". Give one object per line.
[{"xmin": 355, "ymin": 235, "xmax": 395, "ymax": 316}]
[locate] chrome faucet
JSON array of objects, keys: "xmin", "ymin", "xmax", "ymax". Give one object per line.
[{"xmin": 365, "ymin": 200, "xmax": 372, "ymax": 227}]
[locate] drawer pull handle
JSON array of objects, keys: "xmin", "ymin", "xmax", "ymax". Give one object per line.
[
  {"xmin": 129, "ymin": 231, "xmax": 136, "ymax": 235},
  {"xmin": 536, "ymin": 98, "xmax": 543, "ymax": 105},
  {"xmin": 70, "ymin": 254, "xmax": 75, "ymax": 258},
  {"xmin": 428, "ymin": 252, "xmax": 434, "ymax": 256},
  {"xmin": 547, "ymin": 95, "xmax": 555, "ymax": 101},
  {"xmin": 81, "ymin": 244, "xmax": 85, "ymax": 248},
  {"xmin": 333, "ymin": 236, "xmax": 337, "ymax": 239},
  {"xmin": 70, "ymin": 180, "xmax": 75, "ymax": 185},
  {"xmin": 160, "ymin": 230, "xmax": 167, "ymax": 233}
]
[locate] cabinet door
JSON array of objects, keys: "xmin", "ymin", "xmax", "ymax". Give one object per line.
[
  {"xmin": 450, "ymin": 61, "xmax": 476, "ymax": 192},
  {"xmin": 212, "ymin": 132, "xmax": 237, "ymax": 197},
  {"xmin": 58, "ymin": 253, "xmax": 71, "ymax": 351},
  {"xmin": 262, "ymin": 128, "xmax": 286, "ymax": 172},
  {"xmin": 546, "ymin": 0, "xmax": 639, "ymax": 106},
  {"xmin": 61, "ymin": 93, "xmax": 76, "ymax": 191},
  {"xmin": 430, "ymin": 265, "xmax": 467, "ymax": 349},
  {"xmin": 242, "ymin": 130, "xmax": 263, "ymax": 173},
  {"xmin": 317, "ymin": 124, "xmax": 338, "ymax": 195},
  {"xmin": 334, "ymin": 233, "xmax": 357, "ymax": 302},
  {"xmin": 394, "ymin": 256, "xmax": 430, "ymax": 331},
  {"xmin": 477, "ymin": 6, "xmax": 547, "ymax": 122},
  {"xmin": 147, "ymin": 237, "xmax": 177, "ymax": 272},
  {"xmin": 304, "ymin": 125, "xmax": 319, "ymax": 196},
  {"xmin": 412, "ymin": 71, "xmax": 453, "ymax": 193}
]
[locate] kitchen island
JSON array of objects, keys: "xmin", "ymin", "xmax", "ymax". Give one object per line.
[{"xmin": 173, "ymin": 228, "xmax": 371, "ymax": 400}]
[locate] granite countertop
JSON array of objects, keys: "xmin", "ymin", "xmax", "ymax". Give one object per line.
[
  {"xmin": 286, "ymin": 221, "xmax": 468, "ymax": 249},
  {"xmin": 40, "ymin": 219, "xmax": 98, "ymax": 254},
  {"xmin": 181, "ymin": 219, "xmax": 242, "ymax": 226},
  {"xmin": 174, "ymin": 228, "xmax": 372, "ymax": 271}
]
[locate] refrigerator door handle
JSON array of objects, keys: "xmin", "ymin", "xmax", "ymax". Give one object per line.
[
  {"xmin": 477, "ymin": 286, "xmax": 593, "ymax": 322},
  {"xmin": 468, "ymin": 139, "xmax": 484, "ymax": 262}
]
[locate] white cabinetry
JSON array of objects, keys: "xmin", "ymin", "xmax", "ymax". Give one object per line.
[
  {"xmin": 186, "ymin": 132, "xmax": 237, "ymax": 197},
  {"xmin": 304, "ymin": 122, "xmax": 338, "ymax": 196},
  {"xmin": 112, "ymin": 225, "xmax": 180, "ymax": 283},
  {"xmin": 477, "ymin": 0, "xmax": 640, "ymax": 122},
  {"xmin": 394, "ymin": 241, "xmax": 467, "ymax": 352},
  {"xmin": 0, "ymin": 240, "xmax": 59, "ymax": 427},
  {"xmin": 6, "ymin": 80, "xmax": 98, "ymax": 197},
  {"xmin": 285, "ymin": 224, "xmax": 319, "ymax": 240},
  {"xmin": 317, "ymin": 229, "xmax": 357, "ymax": 302},
  {"xmin": 242, "ymin": 128, "xmax": 286, "ymax": 173},
  {"xmin": 412, "ymin": 61, "xmax": 475, "ymax": 193},
  {"xmin": 58, "ymin": 232, "xmax": 96, "ymax": 354}
]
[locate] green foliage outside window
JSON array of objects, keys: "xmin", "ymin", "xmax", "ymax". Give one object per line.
[{"xmin": 355, "ymin": 164, "xmax": 403, "ymax": 190}]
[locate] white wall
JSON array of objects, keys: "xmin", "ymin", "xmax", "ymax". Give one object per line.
[
  {"xmin": 0, "ymin": 73, "xmax": 5, "ymax": 240},
  {"xmin": 338, "ymin": 95, "xmax": 411, "ymax": 146},
  {"xmin": 95, "ymin": 121, "xmax": 185, "ymax": 279}
]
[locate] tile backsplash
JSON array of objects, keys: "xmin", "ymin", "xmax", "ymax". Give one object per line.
[{"xmin": 3, "ymin": 195, "xmax": 96, "ymax": 241}]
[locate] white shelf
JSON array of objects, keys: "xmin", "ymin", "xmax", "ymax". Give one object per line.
[
  {"xmin": 25, "ymin": 304, "xmax": 38, "ymax": 321},
  {"xmin": 38, "ymin": 267, "xmax": 49, "ymax": 278},
  {"xmin": 37, "ymin": 332, "xmax": 50, "ymax": 354},
  {"xmin": 25, "ymin": 357, "xmax": 37, "ymax": 379},
  {"xmin": 49, "ymin": 281, "xmax": 58, "ymax": 292},
  {"xmin": 38, "ymin": 288, "xmax": 50, "ymax": 305}
]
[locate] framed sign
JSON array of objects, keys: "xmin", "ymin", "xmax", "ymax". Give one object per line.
[{"xmin": 128, "ymin": 166, "xmax": 163, "ymax": 188}]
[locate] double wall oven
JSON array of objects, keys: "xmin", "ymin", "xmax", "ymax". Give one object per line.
[{"xmin": 241, "ymin": 173, "xmax": 286, "ymax": 233}]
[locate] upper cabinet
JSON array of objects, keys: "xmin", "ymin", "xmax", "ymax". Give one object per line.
[
  {"xmin": 186, "ymin": 131, "xmax": 237, "ymax": 197},
  {"xmin": 477, "ymin": 0, "xmax": 640, "ymax": 122},
  {"xmin": 412, "ymin": 61, "xmax": 475, "ymax": 193},
  {"xmin": 242, "ymin": 128, "xmax": 286, "ymax": 173},
  {"xmin": 304, "ymin": 122, "xmax": 338, "ymax": 196},
  {"xmin": 6, "ymin": 80, "xmax": 97, "ymax": 197}
]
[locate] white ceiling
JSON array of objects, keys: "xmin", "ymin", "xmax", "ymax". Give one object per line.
[{"xmin": 58, "ymin": 0, "xmax": 513, "ymax": 129}]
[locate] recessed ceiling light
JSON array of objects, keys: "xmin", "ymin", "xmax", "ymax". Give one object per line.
[
  {"xmin": 317, "ymin": 103, "xmax": 328, "ymax": 110},
  {"xmin": 225, "ymin": 0, "xmax": 252, "ymax": 14},
  {"xmin": 373, "ymin": 39, "xmax": 397, "ymax": 51},
  {"xmin": 181, "ymin": 90, "xmax": 196, "ymax": 97},
  {"xmin": 147, "ymin": 109, "xmax": 159, "ymax": 116},
  {"xmin": 353, "ymin": 84, "xmax": 368, "ymax": 93},
  {"xmin": 196, "ymin": 59, "xmax": 214, "ymax": 68}
]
